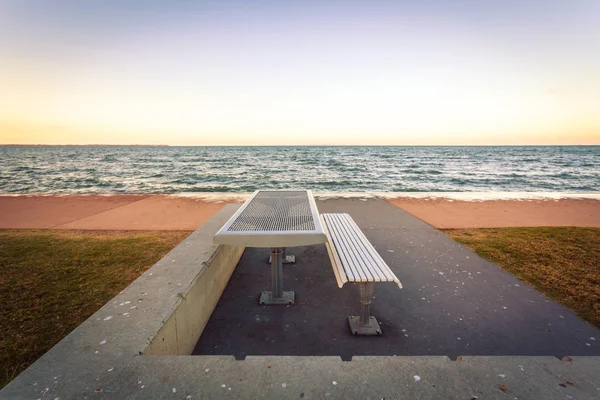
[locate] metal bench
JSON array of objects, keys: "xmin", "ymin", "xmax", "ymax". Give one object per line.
[{"xmin": 321, "ymin": 213, "xmax": 402, "ymax": 336}]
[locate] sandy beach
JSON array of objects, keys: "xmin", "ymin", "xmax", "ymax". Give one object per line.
[{"xmin": 1, "ymin": 194, "xmax": 599, "ymax": 230}]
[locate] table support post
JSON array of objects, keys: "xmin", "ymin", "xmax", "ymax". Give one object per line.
[
  {"xmin": 348, "ymin": 282, "xmax": 382, "ymax": 335},
  {"xmin": 271, "ymin": 247, "xmax": 283, "ymax": 298},
  {"xmin": 268, "ymin": 247, "xmax": 296, "ymax": 264},
  {"xmin": 259, "ymin": 248, "xmax": 295, "ymax": 305}
]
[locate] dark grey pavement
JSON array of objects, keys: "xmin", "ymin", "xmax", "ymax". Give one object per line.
[{"xmin": 193, "ymin": 198, "xmax": 600, "ymax": 360}]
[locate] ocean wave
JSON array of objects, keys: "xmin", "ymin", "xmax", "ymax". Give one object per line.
[
  {"xmin": 180, "ymin": 185, "xmax": 240, "ymax": 192},
  {"xmin": 391, "ymin": 186, "xmax": 449, "ymax": 192},
  {"xmin": 101, "ymin": 154, "xmax": 119, "ymax": 162},
  {"xmin": 11, "ymin": 165, "xmax": 34, "ymax": 172}
]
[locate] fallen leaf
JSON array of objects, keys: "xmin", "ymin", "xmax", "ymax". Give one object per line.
[
  {"xmin": 559, "ymin": 383, "xmax": 567, "ymax": 388},
  {"xmin": 562, "ymin": 356, "xmax": 573, "ymax": 362},
  {"xmin": 566, "ymin": 380, "xmax": 574, "ymax": 386},
  {"xmin": 498, "ymin": 384, "xmax": 508, "ymax": 393},
  {"xmin": 457, "ymin": 356, "xmax": 463, "ymax": 361},
  {"xmin": 267, "ymin": 364, "xmax": 272, "ymax": 369}
]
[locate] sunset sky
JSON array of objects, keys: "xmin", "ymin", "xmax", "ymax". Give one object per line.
[{"xmin": 1, "ymin": 0, "xmax": 599, "ymax": 145}]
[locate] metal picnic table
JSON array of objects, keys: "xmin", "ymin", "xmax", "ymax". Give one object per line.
[{"xmin": 213, "ymin": 190, "xmax": 327, "ymax": 305}]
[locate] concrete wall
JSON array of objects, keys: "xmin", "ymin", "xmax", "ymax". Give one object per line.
[{"xmin": 143, "ymin": 243, "xmax": 243, "ymax": 355}]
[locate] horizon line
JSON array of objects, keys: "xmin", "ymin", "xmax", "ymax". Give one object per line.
[{"xmin": 1, "ymin": 143, "xmax": 599, "ymax": 147}]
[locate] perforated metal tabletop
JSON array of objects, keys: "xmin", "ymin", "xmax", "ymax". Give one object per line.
[{"xmin": 214, "ymin": 190, "xmax": 327, "ymax": 248}]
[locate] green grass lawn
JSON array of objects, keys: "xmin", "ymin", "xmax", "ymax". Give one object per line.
[
  {"xmin": 0, "ymin": 229, "xmax": 192, "ymax": 389},
  {"xmin": 444, "ymin": 227, "xmax": 600, "ymax": 329}
]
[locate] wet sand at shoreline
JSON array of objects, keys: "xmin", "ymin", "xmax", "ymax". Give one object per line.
[{"xmin": 0, "ymin": 194, "xmax": 598, "ymax": 230}]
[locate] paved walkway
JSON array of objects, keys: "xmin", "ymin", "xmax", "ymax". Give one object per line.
[
  {"xmin": 0, "ymin": 195, "xmax": 224, "ymax": 230},
  {"xmin": 387, "ymin": 197, "xmax": 600, "ymax": 228},
  {"xmin": 2, "ymin": 194, "xmax": 598, "ymax": 229},
  {"xmin": 194, "ymin": 198, "xmax": 600, "ymax": 360}
]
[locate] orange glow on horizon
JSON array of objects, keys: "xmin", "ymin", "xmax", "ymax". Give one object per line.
[{"xmin": 1, "ymin": 1, "xmax": 599, "ymax": 145}]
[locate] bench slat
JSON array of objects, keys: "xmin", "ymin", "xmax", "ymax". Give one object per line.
[
  {"xmin": 322, "ymin": 214, "xmax": 352, "ymax": 284},
  {"xmin": 334, "ymin": 214, "xmax": 388, "ymax": 282},
  {"xmin": 330, "ymin": 213, "xmax": 383, "ymax": 282},
  {"xmin": 320, "ymin": 215, "xmax": 348, "ymax": 288},
  {"xmin": 324, "ymin": 214, "xmax": 355, "ymax": 282},
  {"xmin": 322, "ymin": 213, "xmax": 402, "ymax": 289},
  {"xmin": 337, "ymin": 214, "xmax": 398, "ymax": 282},
  {"xmin": 328, "ymin": 214, "xmax": 369, "ymax": 282},
  {"xmin": 327, "ymin": 214, "xmax": 369, "ymax": 282}
]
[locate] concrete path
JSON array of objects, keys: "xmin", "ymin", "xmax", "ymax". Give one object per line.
[
  {"xmin": 194, "ymin": 198, "xmax": 600, "ymax": 360},
  {"xmin": 387, "ymin": 197, "xmax": 600, "ymax": 228},
  {"xmin": 3, "ymin": 194, "xmax": 599, "ymax": 230},
  {"xmin": 0, "ymin": 195, "xmax": 224, "ymax": 230}
]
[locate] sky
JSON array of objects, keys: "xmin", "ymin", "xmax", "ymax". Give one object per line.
[{"xmin": 1, "ymin": 0, "xmax": 599, "ymax": 145}]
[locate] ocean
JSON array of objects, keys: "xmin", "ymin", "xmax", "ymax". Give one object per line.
[{"xmin": 0, "ymin": 145, "xmax": 598, "ymax": 194}]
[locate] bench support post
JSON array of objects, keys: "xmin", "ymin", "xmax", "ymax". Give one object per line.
[
  {"xmin": 348, "ymin": 282, "xmax": 382, "ymax": 336},
  {"xmin": 260, "ymin": 248, "xmax": 295, "ymax": 305},
  {"xmin": 359, "ymin": 281, "xmax": 374, "ymax": 325}
]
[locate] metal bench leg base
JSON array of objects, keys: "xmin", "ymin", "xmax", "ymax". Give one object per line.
[
  {"xmin": 260, "ymin": 291, "xmax": 295, "ymax": 305},
  {"xmin": 348, "ymin": 282, "xmax": 382, "ymax": 336},
  {"xmin": 348, "ymin": 316, "xmax": 382, "ymax": 336}
]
